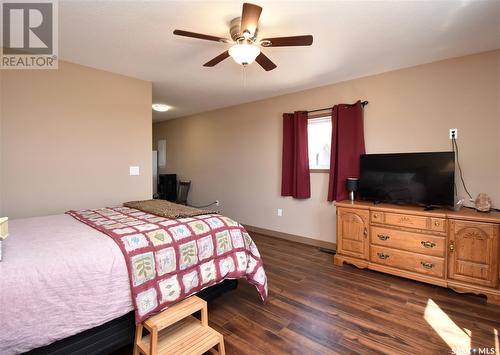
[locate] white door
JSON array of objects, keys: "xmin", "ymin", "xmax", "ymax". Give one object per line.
[{"xmin": 152, "ymin": 150, "xmax": 158, "ymax": 197}]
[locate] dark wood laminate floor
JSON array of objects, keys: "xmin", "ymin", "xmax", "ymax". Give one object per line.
[
  {"xmin": 209, "ymin": 233, "xmax": 500, "ymax": 354},
  {"xmin": 122, "ymin": 233, "xmax": 500, "ymax": 354}
]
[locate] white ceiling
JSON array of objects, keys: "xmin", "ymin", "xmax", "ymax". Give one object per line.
[{"xmin": 59, "ymin": 0, "xmax": 500, "ymax": 122}]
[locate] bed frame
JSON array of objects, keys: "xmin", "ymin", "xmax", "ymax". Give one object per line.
[{"xmin": 26, "ymin": 279, "xmax": 238, "ymax": 355}]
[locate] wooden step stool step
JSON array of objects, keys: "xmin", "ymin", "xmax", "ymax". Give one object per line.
[{"xmin": 133, "ymin": 296, "xmax": 225, "ymax": 355}]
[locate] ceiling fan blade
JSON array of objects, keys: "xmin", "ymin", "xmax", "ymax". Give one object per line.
[
  {"xmin": 173, "ymin": 29, "xmax": 230, "ymax": 43},
  {"xmin": 255, "ymin": 52, "xmax": 277, "ymax": 71},
  {"xmin": 240, "ymin": 3, "xmax": 262, "ymax": 37},
  {"xmin": 260, "ymin": 35, "xmax": 313, "ymax": 47},
  {"xmin": 203, "ymin": 51, "xmax": 230, "ymax": 67}
]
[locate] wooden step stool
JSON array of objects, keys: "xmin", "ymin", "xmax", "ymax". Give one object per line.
[{"xmin": 133, "ymin": 296, "xmax": 225, "ymax": 355}]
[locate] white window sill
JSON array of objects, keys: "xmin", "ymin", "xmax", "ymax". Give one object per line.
[{"xmin": 310, "ymin": 168, "xmax": 329, "ymax": 173}]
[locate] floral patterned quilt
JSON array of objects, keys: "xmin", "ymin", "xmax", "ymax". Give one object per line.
[{"xmin": 67, "ymin": 206, "xmax": 268, "ymax": 323}]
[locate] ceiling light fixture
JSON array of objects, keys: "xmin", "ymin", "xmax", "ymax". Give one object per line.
[
  {"xmin": 228, "ymin": 43, "xmax": 260, "ymax": 66},
  {"xmin": 152, "ymin": 103, "xmax": 170, "ymax": 112},
  {"xmin": 173, "ymin": 3, "xmax": 314, "ymax": 71}
]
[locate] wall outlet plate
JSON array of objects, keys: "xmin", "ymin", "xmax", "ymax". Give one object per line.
[
  {"xmin": 129, "ymin": 166, "xmax": 140, "ymax": 176},
  {"xmin": 449, "ymin": 128, "xmax": 458, "ymax": 140},
  {"xmin": 277, "ymin": 208, "xmax": 283, "ymax": 217}
]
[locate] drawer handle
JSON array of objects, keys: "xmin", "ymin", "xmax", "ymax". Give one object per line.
[
  {"xmin": 421, "ymin": 241, "xmax": 436, "ymax": 248},
  {"xmin": 377, "ymin": 252, "xmax": 389, "ymax": 260},
  {"xmin": 420, "ymin": 261, "xmax": 434, "ymax": 269},
  {"xmin": 449, "ymin": 241, "xmax": 455, "ymax": 253},
  {"xmin": 377, "ymin": 234, "xmax": 390, "ymax": 241},
  {"xmin": 434, "ymin": 220, "xmax": 440, "ymax": 226}
]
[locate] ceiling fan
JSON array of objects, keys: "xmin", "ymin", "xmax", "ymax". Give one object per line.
[{"xmin": 173, "ymin": 3, "xmax": 313, "ymax": 71}]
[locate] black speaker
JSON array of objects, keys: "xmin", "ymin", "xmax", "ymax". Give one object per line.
[{"xmin": 158, "ymin": 174, "xmax": 177, "ymax": 201}]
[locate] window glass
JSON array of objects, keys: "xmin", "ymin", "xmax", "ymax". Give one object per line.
[{"xmin": 308, "ymin": 117, "xmax": 331, "ymax": 170}]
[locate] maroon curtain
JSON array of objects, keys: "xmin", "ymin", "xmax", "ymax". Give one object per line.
[
  {"xmin": 327, "ymin": 101, "xmax": 366, "ymax": 201},
  {"xmin": 281, "ymin": 111, "xmax": 311, "ymax": 199}
]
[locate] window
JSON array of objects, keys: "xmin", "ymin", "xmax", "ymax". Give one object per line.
[{"xmin": 308, "ymin": 116, "xmax": 331, "ymax": 171}]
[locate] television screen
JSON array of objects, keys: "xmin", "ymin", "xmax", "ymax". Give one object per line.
[{"xmin": 359, "ymin": 152, "xmax": 455, "ymax": 207}]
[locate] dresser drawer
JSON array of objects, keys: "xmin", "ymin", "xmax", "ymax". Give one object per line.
[
  {"xmin": 381, "ymin": 212, "xmax": 446, "ymax": 233},
  {"xmin": 371, "ymin": 226, "xmax": 445, "ymax": 257},
  {"xmin": 371, "ymin": 245, "xmax": 444, "ymax": 278},
  {"xmin": 430, "ymin": 218, "xmax": 446, "ymax": 233},
  {"xmin": 370, "ymin": 211, "xmax": 384, "ymax": 223}
]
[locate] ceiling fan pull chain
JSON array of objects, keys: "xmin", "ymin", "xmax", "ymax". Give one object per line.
[{"xmin": 243, "ymin": 65, "xmax": 247, "ymax": 88}]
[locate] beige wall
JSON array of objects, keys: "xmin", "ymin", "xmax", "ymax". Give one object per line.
[
  {"xmin": 1, "ymin": 61, "xmax": 153, "ymax": 218},
  {"xmin": 154, "ymin": 50, "xmax": 500, "ymax": 244}
]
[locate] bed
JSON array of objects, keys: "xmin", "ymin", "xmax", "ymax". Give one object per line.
[{"xmin": 0, "ymin": 204, "xmax": 266, "ymax": 354}]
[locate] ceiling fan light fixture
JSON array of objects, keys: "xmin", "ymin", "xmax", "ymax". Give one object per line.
[
  {"xmin": 173, "ymin": 2, "xmax": 313, "ymax": 71},
  {"xmin": 228, "ymin": 43, "xmax": 261, "ymax": 65}
]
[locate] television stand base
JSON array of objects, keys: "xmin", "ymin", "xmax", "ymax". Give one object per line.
[{"xmin": 423, "ymin": 205, "xmax": 436, "ymax": 211}]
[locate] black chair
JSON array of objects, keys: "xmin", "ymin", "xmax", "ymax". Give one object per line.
[
  {"xmin": 158, "ymin": 174, "xmax": 177, "ymax": 201},
  {"xmin": 176, "ymin": 181, "xmax": 191, "ymax": 205}
]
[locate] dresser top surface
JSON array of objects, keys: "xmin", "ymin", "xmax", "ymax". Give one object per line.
[{"xmin": 335, "ymin": 200, "xmax": 500, "ymax": 224}]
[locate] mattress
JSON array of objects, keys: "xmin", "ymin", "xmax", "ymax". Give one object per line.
[{"xmin": 0, "ymin": 214, "xmax": 133, "ymax": 354}]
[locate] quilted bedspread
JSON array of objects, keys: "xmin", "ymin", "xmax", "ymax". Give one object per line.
[{"xmin": 67, "ymin": 206, "xmax": 267, "ymax": 323}]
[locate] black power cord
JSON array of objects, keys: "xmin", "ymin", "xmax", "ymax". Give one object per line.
[
  {"xmin": 452, "ymin": 136, "xmax": 499, "ymax": 211},
  {"xmin": 451, "ymin": 134, "xmax": 499, "ymax": 211},
  {"xmin": 452, "ymin": 135, "xmax": 473, "ymax": 200},
  {"xmin": 188, "ymin": 201, "xmax": 219, "ymax": 209}
]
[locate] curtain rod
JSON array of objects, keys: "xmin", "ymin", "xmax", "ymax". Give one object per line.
[{"xmin": 307, "ymin": 100, "xmax": 368, "ymax": 114}]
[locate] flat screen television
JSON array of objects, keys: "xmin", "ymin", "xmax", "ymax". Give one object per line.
[{"xmin": 359, "ymin": 152, "xmax": 455, "ymax": 207}]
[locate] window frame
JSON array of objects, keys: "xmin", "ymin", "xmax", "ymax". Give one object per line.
[{"xmin": 307, "ymin": 114, "xmax": 332, "ymax": 173}]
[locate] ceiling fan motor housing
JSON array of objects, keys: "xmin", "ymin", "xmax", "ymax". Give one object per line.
[{"xmin": 230, "ymin": 17, "xmax": 259, "ymax": 42}]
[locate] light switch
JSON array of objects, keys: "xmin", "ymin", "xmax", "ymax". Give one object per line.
[{"xmin": 129, "ymin": 166, "xmax": 140, "ymax": 176}]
